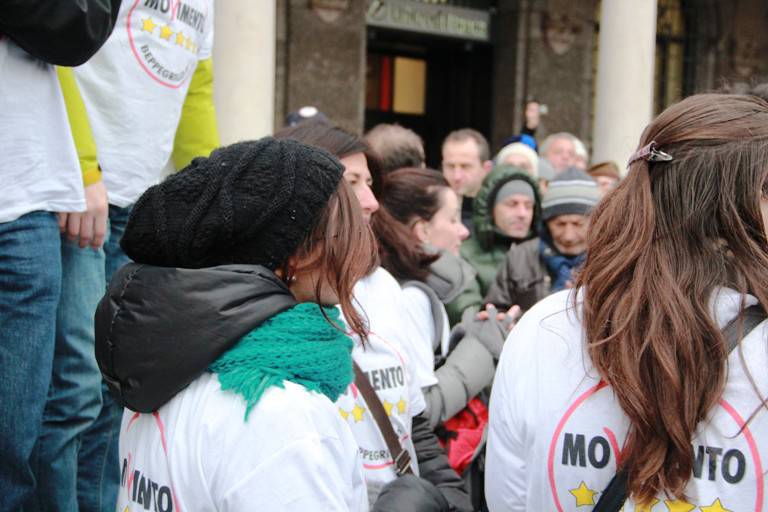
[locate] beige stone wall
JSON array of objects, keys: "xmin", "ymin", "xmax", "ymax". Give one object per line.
[
  {"xmin": 521, "ymin": 0, "xmax": 597, "ymax": 144},
  {"xmin": 269, "ymin": 0, "xmax": 768, "ymax": 147}
]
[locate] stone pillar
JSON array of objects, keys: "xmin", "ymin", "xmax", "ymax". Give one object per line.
[
  {"xmin": 213, "ymin": 0, "xmax": 276, "ymax": 143},
  {"xmin": 592, "ymin": 0, "xmax": 657, "ymax": 169},
  {"xmin": 284, "ymin": 0, "xmax": 366, "ymax": 134},
  {"xmin": 518, "ymin": 0, "xmax": 597, "ymax": 147}
]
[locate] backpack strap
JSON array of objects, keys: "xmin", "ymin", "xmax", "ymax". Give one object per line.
[
  {"xmin": 403, "ymin": 280, "xmax": 445, "ymax": 354},
  {"xmin": 353, "ymin": 362, "xmax": 414, "ymax": 476},
  {"xmin": 592, "ymin": 304, "xmax": 766, "ymax": 512},
  {"xmin": 721, "ymin": 304, "xmax": 767, "ymax": 353}
]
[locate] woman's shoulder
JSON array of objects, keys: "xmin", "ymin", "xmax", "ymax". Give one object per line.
[
  {"xmin": 178, "ymin": 373, "xmax": 353, "ymax": 445},
  {"xmin": 496, "ymin": 289, "xmax": 587, "ymax": 387}
]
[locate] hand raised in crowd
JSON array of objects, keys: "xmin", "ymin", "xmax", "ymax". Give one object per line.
[
  {"xmin": 476, "ymin": 304, "xmax": 522, "ymax": 332},
  {"xmin": 459, "ymin": 305, "xmax": 518, "ymax": 360},
  {"xmin": 57, "ymin": 180, "xmax": 108, "ymax": 249}
]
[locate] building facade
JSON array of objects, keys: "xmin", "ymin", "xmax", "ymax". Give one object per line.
[{"xmin": 216, "ymin": 0, "xmax": 768, "ymax": 167}]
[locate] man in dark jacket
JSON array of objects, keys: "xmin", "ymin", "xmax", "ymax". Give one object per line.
[
  {"xmin": 448, "ymin": 165, "xmax": 542, "ymax": 323},
  {"xmin": 441, "ymin": 128, "xmax": 493, "ymax": 232},
  {"xmin": 484, "ymin": 168, "xmax": 600, "ymax": 312}
]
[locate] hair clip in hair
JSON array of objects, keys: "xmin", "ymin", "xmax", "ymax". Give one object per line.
[{"xmin": 627, "ymin": 141, "xmax": 673, "ymax": 168}]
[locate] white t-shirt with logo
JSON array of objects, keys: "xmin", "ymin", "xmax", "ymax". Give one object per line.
[
  {"xmin": 486, "ymin": 288, "xmax": 768, "ymax": 512},
  {"xmin": 338, "ymin": 268, "xmax": 427, "ymax": 505},
  {"xmin": 74, "ymin": 0, "xmax": 214, "ymax": 207},
  {"xmin": 117, "ymin": 373, "xmax": 368, "ymax": 512},
  {"xmin": 0, "ymin": 39, "xmax": 84, "ymax": 223}
]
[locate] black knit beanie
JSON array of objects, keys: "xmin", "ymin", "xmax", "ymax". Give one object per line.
[{"xmin": 120, "ymin": 137, "xmax": 344, "ymax": 270}]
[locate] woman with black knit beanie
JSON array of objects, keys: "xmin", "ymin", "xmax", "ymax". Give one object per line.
[{"xmin": 95, "ymin": 137, "xmax": 374, "ymax": 510}]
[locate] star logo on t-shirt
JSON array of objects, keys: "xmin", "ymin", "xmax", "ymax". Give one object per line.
[
  {"xmin": 700, "ymin": 499, "xmax": 732, "ymax": 512},
  {"xmin": 568, "ymin": 481, "xmax": 597, "ymax": 506},
  {"xmin": 175, "ymin": 31, "xmax": 185, "ymax": 46},
  {"xmin": 382, "ymin": 400, "xmax": 394, "ymax": 417},
  {"xmin": 664, "ymin": 499, "xmax": 696, "ymax": 512},
  {"xmin": 159, "ymin": 25, "xmax": 174, "ymax": 40},
  {"xmin": 351, "ymin": 404, "xmax": 366, "ymax": 423},
  {"xmin": 397, "ymin": 397, "xmax": 407, "ymax": 414},
  {"xmin": 141, "ymin": 17, "xmax": 157, "ymax": 33},
  {"xmin": 338, "ymin": 407, "xmax": 350, "ymax": 421},
  {"xmin": 635, "ymin": 498, "xmax": 660, "ymax": 511}
]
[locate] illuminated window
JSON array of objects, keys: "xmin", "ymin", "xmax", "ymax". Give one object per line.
[{"xmin": 366, "ymin": 53, "xmax": 427, "ymax": 115}]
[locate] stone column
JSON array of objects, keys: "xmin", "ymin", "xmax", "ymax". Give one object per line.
[
  {"xmin": 213, "ymin": 0, "xmax": 276, "ymax": 143},
  {"xmin": 592, "ymin": 0, "xmax": 657, "ymax": 169}
]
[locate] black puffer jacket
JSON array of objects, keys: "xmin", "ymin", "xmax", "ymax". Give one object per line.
[
  {"xmin": 95, "ymin": 263, "xmax": 297, "ymax": 413},
  {"xmin": 1, "ymin": 0, "xmax": 122, "ymax": 65}
]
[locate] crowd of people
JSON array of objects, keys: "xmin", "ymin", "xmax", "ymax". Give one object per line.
[{"xmin": 3, "ymin": 2, "xmax": 768, "ymax": 512}]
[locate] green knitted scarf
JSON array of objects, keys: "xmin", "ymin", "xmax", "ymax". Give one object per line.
[{"xmin": 208, "ymin": 302, "xmax": 353, "ymax": 420}]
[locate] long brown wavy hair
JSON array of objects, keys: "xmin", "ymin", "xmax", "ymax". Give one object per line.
[{"xmin": 574, "ymin": 94, "xmax": 768, "ymax": 502}]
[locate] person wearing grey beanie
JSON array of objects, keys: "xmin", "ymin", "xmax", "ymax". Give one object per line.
[
  {"xmin": 484, "ymin": 168, "xmax": 600, "ymax": 311},
  {"xmin": 452, "ymin": 163, "xmax": 544, "ymax": 330}
]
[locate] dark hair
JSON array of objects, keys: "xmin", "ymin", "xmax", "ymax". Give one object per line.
[
  {"xmin": 373, "ymin": 168, "xmax": 450, "ymax": 281},
  {"xmin": 282, "ymin": 179, "xmax": 377, "ymax": 340},
  {"xmin": 275, "ymin": 119, "xmax": 383, "ymax": 195},
  {"xmin": 274, "ymin": 120, "xmax": 382, "ymax": 339},
  {"xmin": 381, "ymin": 167, "xmax": 449, "ymax": 225},
  {"xmin": 575, "ymin": 94, "xmax": 768, "ymax": 502},
  {"xmin": 365, "ymin": 123, "xmax": 425, "ymax": 174},
  {"xmin": 442, "ymin": 128, "xmax": 491, "ymax": 162},
  {"xmin": 373, "ymin": 168, "xmax": 446, "ymax": 282}
]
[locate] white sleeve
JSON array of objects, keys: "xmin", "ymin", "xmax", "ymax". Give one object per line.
[
  {"xmin": 485, "ymin": 315, "xmax": 538, "ymax": 511},
  {"xmin": 399, "ymin": 287, "xmax": 439, "ymax": 390},
  {"xmin": 218, "ymin": 436, "xmax": 368, "ymax": 511},
  {"xmin": 197, "ymin": 1, "xmax": 214, "ymax": 60}
]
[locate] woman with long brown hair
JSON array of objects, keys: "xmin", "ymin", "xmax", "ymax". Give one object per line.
[
  {"xmin": 275, "ymin": 120, "xmax": 472, "ymax": 512},
  {"xmin": 486, "ymin": 94, "xmax": 768, "ymax": 511}
]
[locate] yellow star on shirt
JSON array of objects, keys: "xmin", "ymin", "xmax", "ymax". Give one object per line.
[
  {"xmin": 123, "ymin": 507, "xmax": 130, "ymax": 512},
  {"xmin": 185, "ymin": 35, "xmax": 193, "ymax": 50},
  {"xmin": 397, "ymin": 397, "xmax": 407, "ymax": 414},
  {"xmin": 159, "ymin": 25, "xmax": 174, "ymax": 40},
  {"xmin": 338, "ymin": 407, "xmax": 349, "ymax": 421},
  {"xmin": 175, "ymin": 31, "xmax": 185, "ymax": 46},
  {"xmin": 568, "ymin": 481, "xmax": 597, "ymax": 506},
  {"xmin": 700, "ymin": 498, "xmax": 733, "ymax": 512},
  {"xmin": 141, "ymin": 17, "xmax": 157, "ymax": 33},
  {"xmin": 664, "ymin": 499, "xmax": 696, "ymax": 512},
  {"xmin": 351, "ymin": 404, "xmax": 366, "ymax": 422},
  {"xmin": 382, "ymin": 399, "xmax": 394, "ymax": 417},
  {"xmin": 635, "ymin": 498, "xmax": 660, "ymax": 512}
]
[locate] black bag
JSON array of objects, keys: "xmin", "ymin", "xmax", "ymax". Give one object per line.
[
  {"xmin": 592, "ymin": 304, "xmax": 766, "ymax": 512},
  {"xmin": 0, "ymin": 0, "xmax": 121, "ymax": 66}
]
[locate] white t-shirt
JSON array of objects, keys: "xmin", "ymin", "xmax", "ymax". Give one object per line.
[
  {"xmin": 486, "ymin": 288, "xmax": 768, "ymax": 512},
  {"xmin": 338, "ymin": 268, "xmax": 427, "ymax": 505},
  {"xmin": 0, "ymin": 39, "xmax": 84, "ymax": 223},
  {"xmin": 400, "ymin": 285, "xmax": 451, "ymax": 389},
  {"xmin": 74, "ymin": 0, "xmax": 214, "ymax": 207},
  {"xmin": 117, "ymin": 373, "xmax": 368, "ymax": 512}
]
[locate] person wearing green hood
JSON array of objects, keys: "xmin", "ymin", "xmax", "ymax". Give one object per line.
[{"xmin": 447, "ymin": 165, "xmax": 542, "ymax": 324}]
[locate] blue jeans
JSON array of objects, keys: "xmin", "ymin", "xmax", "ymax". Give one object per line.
[
  {"xmin": 0, "ymin": 212, "xmax": 61, "ymax": 511},
  {"xmin": 28, "ymin": 205, "xmax": 131, "ymax": 512}
]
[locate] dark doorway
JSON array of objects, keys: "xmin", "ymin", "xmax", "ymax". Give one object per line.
[{"xmin": 365, "ymin": 27, "xmax": 494, "ymax": 169}]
